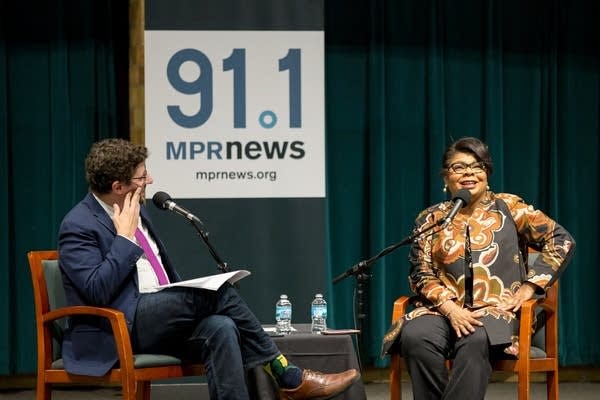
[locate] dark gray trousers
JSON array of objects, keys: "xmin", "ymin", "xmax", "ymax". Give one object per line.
[
  {"xmin": 132, "ymin": 284, "xmax": 280, "ymax": 400},
  {"xmin": 399, "ymin": 315, "xmax": 493, "ymax": 400}
]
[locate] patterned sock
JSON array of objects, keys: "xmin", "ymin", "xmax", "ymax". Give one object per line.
[{"xmin": 263, "ymin": 354, "xmax": 303, "ymax": 389}]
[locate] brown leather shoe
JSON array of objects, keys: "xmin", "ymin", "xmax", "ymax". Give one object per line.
[{"xmin": 279, "ymin": 368, "xmax": 360, "ymax": 400}]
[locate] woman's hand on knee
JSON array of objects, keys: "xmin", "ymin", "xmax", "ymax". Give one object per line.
[{"xmin": 447, "ymin": 308, "xmax": 484, "ymax": 338}]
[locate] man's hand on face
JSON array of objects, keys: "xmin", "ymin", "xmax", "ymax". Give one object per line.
[{"xmin": 112, "ymin": 187, "xmax": 142, "ymax": 240}]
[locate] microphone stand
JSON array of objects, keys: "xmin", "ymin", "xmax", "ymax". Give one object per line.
[
  {"xmin": 188, "ymin": 219, "xmax": 230, "ymax": 273},
  {"xmin": 332, "ymin": 218, "xmax": 447, "ymax": 336}
]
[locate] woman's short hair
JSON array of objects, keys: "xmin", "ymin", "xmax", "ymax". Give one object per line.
[{"xmin": 441, "ymin": 137, "xmax": 494, "ymax": 176}]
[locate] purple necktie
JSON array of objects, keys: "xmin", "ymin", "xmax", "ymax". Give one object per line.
[{"xmin": 135, "ymin": 228, "xmax": 169, "ymax": 285}]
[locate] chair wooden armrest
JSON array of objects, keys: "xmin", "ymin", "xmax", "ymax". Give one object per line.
[
  {"xmin": 42, "ymin": 305, "xmax": 136, "ymax": 376},
  {"xmin": 389, "ymin": 295, "xmax": 412, "ymax": 400},
  {"xmin": 391, "ymin": 296, "xmax": 412, "ymax": 323},
  {"xmin": 492, "ymin": 283, "xmax": 559, "ymax": 400},
  {"xmin": 515, "ymin": 299, "xmax": 538, "ymax": 363},
  {"xmin": 28, "ymin": 250, "xmax": 205, "ymax": 400},
  {"xmin": 390, "ymin": 282, "xmax": 560, "ymax": 400}
]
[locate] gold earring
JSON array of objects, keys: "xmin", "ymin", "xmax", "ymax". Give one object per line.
[{"xmin": 486, "ymin": 185, "xmax": 490, "ymax": 191}]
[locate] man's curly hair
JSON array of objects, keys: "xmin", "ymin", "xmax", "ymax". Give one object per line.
[{"xmin": 85, "ymin": 138, "xmax": 148, "ymax": 194}]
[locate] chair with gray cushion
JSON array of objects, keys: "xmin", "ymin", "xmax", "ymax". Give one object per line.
[
  {"xmin": 388, "ymin": 251, "xmax": 559, "ymax": 400},
  {"xmin": 28, "ymin": 250, "xmax": 205, "ymax": 400}
]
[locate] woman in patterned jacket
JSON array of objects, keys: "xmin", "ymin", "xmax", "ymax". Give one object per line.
[{"xmin": 383, "ymin": 137, "xmax": 575, "ymax": 400}]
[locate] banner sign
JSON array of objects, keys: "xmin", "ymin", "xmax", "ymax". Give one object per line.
[
  {"xmin": 145, "ymin": 20, "xmax": 324, "ymax": 198},
  {"xmin": 144, "ymin": 0, "xmax": 327, "ymax": 325}
]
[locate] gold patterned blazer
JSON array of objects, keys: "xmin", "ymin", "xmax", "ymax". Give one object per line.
[{"xmin": 382, "ymin": 192, "xmax": 575, "ymax": 356}]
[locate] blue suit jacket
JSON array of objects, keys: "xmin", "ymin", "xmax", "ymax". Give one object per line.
[{"xmin": 58, "ymin": 193, "xmax": 181, "ymax": 376}]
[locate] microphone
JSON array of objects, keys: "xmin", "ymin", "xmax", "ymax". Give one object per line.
[
  {"xmin": 439, "ymin": 189, "xmax": 471, "ymax": 226},
  {"xmin": 152, "ymin": 191, "xmax": 203, "ymax": 224}
]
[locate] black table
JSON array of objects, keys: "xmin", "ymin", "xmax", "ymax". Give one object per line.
[{"xmin": 250, "ymin": 324, "xmax": 367, "ymax": 399}]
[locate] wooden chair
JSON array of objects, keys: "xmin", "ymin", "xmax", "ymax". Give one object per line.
[
  {"xmin": 389, "ymin": 276, "xmax": 559, "ymax": 400},
  {"xmin": 27, "ymin": 250, "xmax": 205, "ymax": 400}
]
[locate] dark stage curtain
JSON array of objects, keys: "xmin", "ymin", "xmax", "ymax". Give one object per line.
[
  {"xmin": 0, "ymin": 0, "xmax": 128, "ymax": 374},
  {"xmin": 1, "ymin": 0, "xmax": 598, "ymax": 375},
  {"xmin": 324, "ymin": 0, "xmax": 599, "ymax": 367}
]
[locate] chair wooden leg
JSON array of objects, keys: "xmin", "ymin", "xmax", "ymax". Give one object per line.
[
  {"xmin": 390, "ymin": 354, "xmax": 402, "ymax": 400},
  {"xmin": 135, "ymin": 381, "xmax": 151, "ymax": 400},
  {"xmin": 547, "ymin": 369, "xmax": 559, "ymax": 400},
  {"xmin": 517, "ymin": 369, "xmax": 531, "ymax": 400},
  {"xmin": 35, "ymin": 382, "xmax": 51, "ymax": 400},
  {"xmin": 120, "ymin": 379, "xmax": 136, "ymax": 400}
]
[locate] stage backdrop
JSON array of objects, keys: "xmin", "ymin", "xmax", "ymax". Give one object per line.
[
  {"xmin": 1, "ymin": 0, "xmax": 598, "ymax": 377},
  {"xmin": 144, "ymin": 0, "xmax": 327, "ymax": 324}
]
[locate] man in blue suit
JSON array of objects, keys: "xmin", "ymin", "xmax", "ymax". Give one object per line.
[{"xmin": 58, "ymin": 138, "xmax": 359, "ymax": 400}]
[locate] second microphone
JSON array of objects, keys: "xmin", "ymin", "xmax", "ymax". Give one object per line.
[{"xmin": 152, "ymin": 191, "xmax": 204, "ymax": 224}]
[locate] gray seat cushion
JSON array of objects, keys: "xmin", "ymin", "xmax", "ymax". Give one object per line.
[{"xmin": 51, "ymin": 354, "xmax": 183, "ymax": 370}]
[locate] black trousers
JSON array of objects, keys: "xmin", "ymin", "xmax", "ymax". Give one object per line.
[
  {"xmin": 399, "ymin": 315, "xmax": 492, "ymax": 400},
  {"xmin": 132, "ymin": 284, "xmax": 280, "ymax": 400}
]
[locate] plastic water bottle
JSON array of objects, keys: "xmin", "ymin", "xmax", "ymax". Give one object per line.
[
  {"xmin": 275, "ymin": 294, "xmax": 292, "ymax": 335},
  {"xmin": 311, "ymin": 293, "xmax": 327, "ymax": 334}
]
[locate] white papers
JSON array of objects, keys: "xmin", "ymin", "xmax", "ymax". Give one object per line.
[
  {"xmin": 322, "ymin": 329, "xmax": 361, "ymax": 335},
  {"xmin": 262, "ymin": 325, "xmax": 297, "ymax": 332},
  {"xmin": 157, "ymin": 270, "xmax": 251, "ymax": 291}
]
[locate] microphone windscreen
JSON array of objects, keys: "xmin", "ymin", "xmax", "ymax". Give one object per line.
[
  {"xmin": 152, "ymin": 191, "xmax": 172, "ymax": 209},
  {"xmin": 453, "ymin": 189, "xmax": 471, "ymax": 206}
]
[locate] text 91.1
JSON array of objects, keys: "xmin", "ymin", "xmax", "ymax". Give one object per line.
[{"xmin": 167, "ymin": 48, "xmax": 302, "ymax": 129}]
